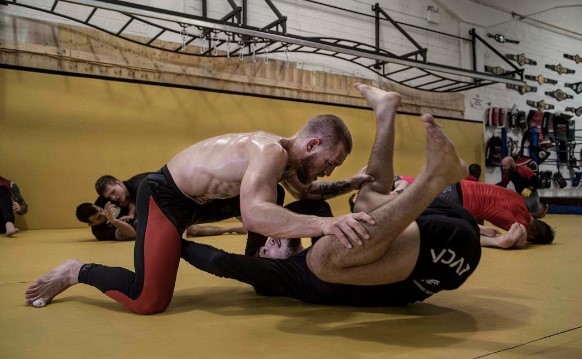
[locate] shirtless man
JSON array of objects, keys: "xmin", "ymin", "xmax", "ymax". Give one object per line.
[
  {"xmin": 180, "ymin": 84, "xmax": 481, "ymax": 306},
  {"xmin": 25, "ymin": 112, "xmax": 374, "ymax": 313}
]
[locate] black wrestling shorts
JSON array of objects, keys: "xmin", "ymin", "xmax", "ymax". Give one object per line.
[{"xmin": 408, "ymin": 198, "xmax": 481, "ymax": 296}]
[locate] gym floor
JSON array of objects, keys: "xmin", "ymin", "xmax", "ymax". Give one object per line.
[{"xmin": 1, "ymin": 214, "xmax": 581, "ymax": 359}]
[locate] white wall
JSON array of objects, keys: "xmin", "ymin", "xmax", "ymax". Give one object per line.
[{"xmin": 2, "ymin": 0, "xmax": 582, "ymax": 196}]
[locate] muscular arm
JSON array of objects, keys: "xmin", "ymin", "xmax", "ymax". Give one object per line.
[
  {"xmin": 239, "ymin": 148, "xmax": 330, "ymax": 238},
  {"xmin": 283, "ymin": 173, "xmax": 372, "ymax": 201},
  {"xmin": 284, "ymin": 178, "xmax": 352, "ymax": 200},
  {"xmin": 240, "ymin": 145, "xmax": 373, "ymax": 243}
]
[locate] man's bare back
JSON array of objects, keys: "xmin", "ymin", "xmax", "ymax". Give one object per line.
[{"xmin": 167, "ymin": 132, "xmax": 289, "ymax": 201}]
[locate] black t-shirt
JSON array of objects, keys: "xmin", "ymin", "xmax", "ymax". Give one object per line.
[
  {"xmin": 91, "ymin": 196, "xmax": 133, "ymax": 241},
  {"xmin": 123, "ymin": 172, "xmax": 153, "ymax": 200}
]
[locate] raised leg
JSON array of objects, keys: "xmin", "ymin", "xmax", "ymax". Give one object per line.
[
  {"xmin": 352, "ymin": 83, "xmax": 401, "ymax": 213},
  {"xmin": 307, "ymin": 96, "xmax": 467, "ymax": 284}
]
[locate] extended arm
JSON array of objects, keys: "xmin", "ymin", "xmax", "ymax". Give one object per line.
[
  {"xmin": 479, "ymin": 222, "xmax": 527, "ymax": 249},
  {"xmin": 479, "ymin": 225, "xmax": 500, "ymax": 237},
  {"xmin": 283, "ymin": 172, "xmax": 374, "ymax": 201},
  {"xmin": 239, "ymin": 145, "xmax": 374, "ymax": 246},
  {"xmin": 186, "ymin": 224, "xmax": 247, "ymax": 236}
]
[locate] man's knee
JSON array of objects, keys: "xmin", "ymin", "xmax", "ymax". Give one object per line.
[{"xmin": 132, "ymin": 296, "xmax": 172, "ymax": 315}]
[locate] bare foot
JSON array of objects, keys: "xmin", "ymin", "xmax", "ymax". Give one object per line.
[
  {"xmin": 24, "ymin": 259, "xmax": 83, "ymax": 307},
  {"xmin": 5, "ymin": 222, "xmax": 19, "ymax": 237},
  {"xmin": 421, "ymin": 113, "xmax": 468, "ymax": 186},
  {"xmin": 354, "ymin": 83, "xmax": 401, "ymax": 116}
]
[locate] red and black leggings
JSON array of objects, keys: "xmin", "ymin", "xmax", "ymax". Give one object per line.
[{"xmin": 78, "ymin": 166, "xmax": 241, "ymax": 314}]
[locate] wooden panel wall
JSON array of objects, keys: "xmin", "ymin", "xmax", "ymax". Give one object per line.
[{"xmin": 0, "ymin": 15, "xmax": 465, "ymax": 118}]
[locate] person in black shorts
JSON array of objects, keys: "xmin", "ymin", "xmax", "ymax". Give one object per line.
[
  {"xmin": 181, "ymin": 84, "xmax": 481, "ymax": 306},
  {"xmin": 182, "ymin": 197, "xmax": 479, "ymax": 306}
]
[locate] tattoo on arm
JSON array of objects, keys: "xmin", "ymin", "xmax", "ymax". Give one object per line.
[{"xmin": 308, "ymin": 180, "xmax": 353, "ymax": 199}]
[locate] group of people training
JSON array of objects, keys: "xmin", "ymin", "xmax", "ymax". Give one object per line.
[
  {"xmin": 75, "ymin": 174, "xmax": 247, "ymax": 242},
  {"xmin": 24, "ymin": 84, "xmax": 555, "ymax": 313}
]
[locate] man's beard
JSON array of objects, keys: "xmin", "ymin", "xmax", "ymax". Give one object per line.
[
  {"xmin": 282, "ymin": 238, "xmax": 303, "ymax": 258},
  {"xmin": 297, "ymin": 154, "xmax": 316, "ymax": 185}
]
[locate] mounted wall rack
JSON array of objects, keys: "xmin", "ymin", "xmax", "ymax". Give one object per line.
[{"xmin": 3, "ymin": 0, "xmax": 526, "ymax": 92}]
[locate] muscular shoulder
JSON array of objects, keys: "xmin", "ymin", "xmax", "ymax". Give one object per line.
[{"xmin": 247, "ymin": 132, "xmax": 287, "ymax": 160}]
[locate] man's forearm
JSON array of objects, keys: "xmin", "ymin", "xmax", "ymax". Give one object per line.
[
  {"xmin": 305, "ymin": 180, "xmax": 353, "ymax": 200},
  {"xmin": 112, "ymin": 219, "xmax": 136, "ymax": 240},
  {"xmin": 242, "ymin": 203, "xmax": 326, "ymax": 239}
]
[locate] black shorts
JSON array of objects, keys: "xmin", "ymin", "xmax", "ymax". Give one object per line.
[
  {"xmin": 409, "ymin": 198, "xmax": 481, "ymax": 295},
  {"xmin": 150, "ymin": 166, "xmax": 242, "ymax": 231},
  {"xmin": 182, "ymin": 198, "xmax": 481, "ymax": 306}
]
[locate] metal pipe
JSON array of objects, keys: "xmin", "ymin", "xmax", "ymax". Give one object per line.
[{"xmin": 59, "ymin": 0, "xmax": 526, "ymax": 86}]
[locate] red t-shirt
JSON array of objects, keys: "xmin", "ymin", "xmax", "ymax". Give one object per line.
[{"xmin": 460, "ymin": 180, "xmax": 530, "ymax": 230}]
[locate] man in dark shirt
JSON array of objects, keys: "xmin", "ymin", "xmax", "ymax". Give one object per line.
[
  {"xmin": 76, "ymin": 196, "xmax": 137, "ymax": 241},
  {"xmin": 95, "ymin": 172, "xmax": 152, "ymax": 223},
  {"xmin": 181, "ymin": 84, "xmax": 481, "ymax": 306}
]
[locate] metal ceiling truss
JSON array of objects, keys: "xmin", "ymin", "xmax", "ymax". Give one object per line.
[{"xmin": 3, "ymin": 0, "xmax": 526, "ymax": 92}]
